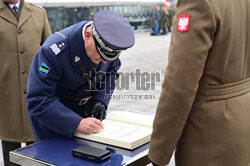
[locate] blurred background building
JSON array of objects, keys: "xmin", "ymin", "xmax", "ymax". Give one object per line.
[{"xmin": 26, "ymin": 0, "xmax": 177, "ymax": 33}]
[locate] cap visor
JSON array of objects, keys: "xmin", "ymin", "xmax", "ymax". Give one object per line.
[{"xmin": 96, "ymin": 46, "xmax": 120, "ymax": 62}]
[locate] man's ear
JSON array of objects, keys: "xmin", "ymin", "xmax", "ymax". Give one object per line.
[{"xmin": 84, "ymin": 30, "xmax": 92, "ymax": 41}]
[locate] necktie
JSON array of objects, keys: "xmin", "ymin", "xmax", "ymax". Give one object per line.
[{"xmin": 12, "ymin": 6, "xmax": 18, "ymax": 18}]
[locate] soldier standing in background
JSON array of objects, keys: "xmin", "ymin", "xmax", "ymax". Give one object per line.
[
  {"xmin": 159, "ymin": 6, "xmax": 168, "ymax": 35},
  {"xmin": 0, "ymin": 0, "xmax": 51, "ymax": 165},
  {"xmin": 150, "ymin": 6, "xmax": 155, "ymax": 35},
  {"xmin": 88, "ymin": 11, "xmax": 94, "ymax": 21},
  {"xmin": 166, "ymin": 6, "xmax": 174, "ymax": 32},
  {"xmin": 151, "ymin": 6, "xmax": 160, "ymax": 36}
]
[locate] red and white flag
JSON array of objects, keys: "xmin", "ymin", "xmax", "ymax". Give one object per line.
[{"xmin": 164, "ymin": 0, "xmax": 170, "ymax": 7}]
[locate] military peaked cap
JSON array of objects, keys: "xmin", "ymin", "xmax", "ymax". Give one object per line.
[{"xmin": 93, "ymin": 10, "xmax": 135, "ymax": 62}]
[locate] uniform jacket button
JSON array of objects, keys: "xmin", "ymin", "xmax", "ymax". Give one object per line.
[
  {"xmin": 22, "ymin": 70, "xmax": 26, "ymax": 75},
  {"xmin": 20, "ymin": 50, "xmax": 24, "ymax": 54},
  {"xmin": 18, "ymin": 30, "xmax": 22, "ymax": 34},
  {"xmin": 24, "ymin": 90, "xmax": 27, "ymax": 94}
]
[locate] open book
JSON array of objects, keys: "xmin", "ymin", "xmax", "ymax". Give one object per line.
[{"xmin": 74, "ymin": 110, "xmax": 154, "ymax": 150}]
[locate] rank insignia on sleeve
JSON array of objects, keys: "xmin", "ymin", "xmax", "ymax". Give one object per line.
[
  {"xmin": 50, "ymin": 44, "xmax": 61, "ymax": 55},
  {"xmin": 177, "ymin": 15, "xmax": 191, "ymax": 32},
  {"xmin": 39, "ymin": 63, "xmax": 50, "ymax": 75}
]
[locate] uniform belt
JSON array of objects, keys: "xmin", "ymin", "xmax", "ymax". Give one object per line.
[
  {"xmin": 57, "ymin": 93, "xmax": 92, "ymax": 105},
  {"xmin": 199, "ymin": 78, "xmax": 250, "ymax": 101}
]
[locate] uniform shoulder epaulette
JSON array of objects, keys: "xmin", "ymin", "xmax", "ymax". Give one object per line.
[
  {"xmin": 29, "ymin": 3, "xmax": 45, "ymax": 10},
  {"xmin": 49, "ymin": 38, "xmax": 69, "ymax": 56}
]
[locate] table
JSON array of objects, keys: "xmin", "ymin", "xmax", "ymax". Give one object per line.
[{"xmin": 10, "ymin": 136, "xmax": 150, "ymax": 166}]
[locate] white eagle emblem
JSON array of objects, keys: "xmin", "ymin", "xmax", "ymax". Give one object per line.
[
  {"xmin": 177, "ymin": 15, "xmax": 191, "ymax": 32},
  {"xmin": 179, "ymin": 17, "xmax": 189, "ymax": 30}
]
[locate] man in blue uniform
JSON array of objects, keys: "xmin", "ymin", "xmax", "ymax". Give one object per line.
[{"xmin": 26, "ymin": 10, "xmax": 135, "ymax": 142}]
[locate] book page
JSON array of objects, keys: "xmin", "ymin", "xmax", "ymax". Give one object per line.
[
  {"xmin": 106, "ymin": 110, "xmax": 154, "ymax": 128},
  {"xmin": 74, "ymin": 119, "xmax": 152, "ymax": 149}
]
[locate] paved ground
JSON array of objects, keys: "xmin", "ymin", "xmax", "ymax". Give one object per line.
[
  {"xmin": 0, "ymin": 31, "xmax": 175, "ymax": 166},
  {"xmin": 108, "ymin": 31, "xmax": 170, "ymax": 113}
]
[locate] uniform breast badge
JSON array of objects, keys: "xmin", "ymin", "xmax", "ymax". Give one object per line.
[{"xmin": 75, "ymin": 56, "xmax": 80, "ymax": 63}]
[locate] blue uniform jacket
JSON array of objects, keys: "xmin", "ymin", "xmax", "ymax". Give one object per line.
[{"xmin": 26, "ymin": 21, "xmax": 121, "ymax": 142}]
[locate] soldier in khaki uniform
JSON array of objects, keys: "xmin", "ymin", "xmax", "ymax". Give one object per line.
[
  {"xmin": 149, "ymin": 0, "xmax": 250, "ymax": 165},
  {"xmin": 0, "ymin": 0, "xmax": 51, "ymax": 165}
]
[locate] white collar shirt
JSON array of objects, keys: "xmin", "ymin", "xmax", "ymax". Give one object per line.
[{"xmin": 9, "ymin": 1, "xmax": 21, "ymax": 12}]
